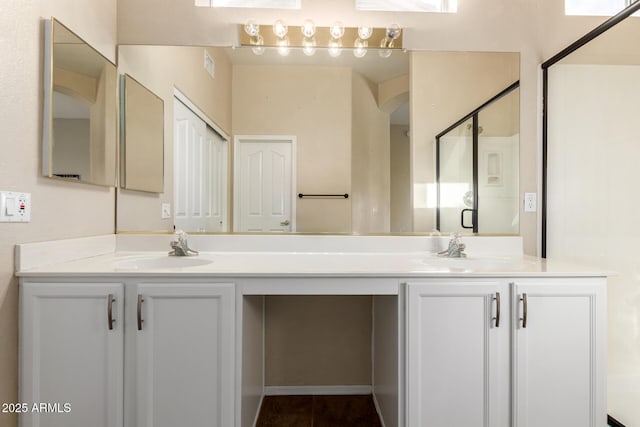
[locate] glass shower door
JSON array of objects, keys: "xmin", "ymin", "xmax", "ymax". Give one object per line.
[{"xmin": 437, "ymin": 118, "xmax": 475, "ymax": 233}]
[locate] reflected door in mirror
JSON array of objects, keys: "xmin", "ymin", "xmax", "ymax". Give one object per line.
[
  {"xmin": 174, "ymin": 99, "xmax": 228, "ymax": 232},
  {"xmin": 234, "ymin": 137, "xmax": 294, "ymax": 232}
]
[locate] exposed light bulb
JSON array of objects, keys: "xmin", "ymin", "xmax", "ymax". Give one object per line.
[
  {"xmin": 302, "ymin": 37, "xmax": 316, "ymax": 56},
  {"xmin": 244, "ymin": 20, "xmax": 260, "ymax": 37},
  {"xmin": 328, "ymin": 39, "xmax": 342, "ymax": 57},
  {"xmin": 353, "ymin": 38, "xmax": 367, "ymax": 58},
  {"xmin": 386, "ymin": 23, "xmax": 401, "ymax": 41},
  {"xmin": 301, "ymin": 19, "xmax": 316, "ymax": 38},
  {"xmin": 277, "ymin": 36, "xmax": 290, "ymax": 56},
  {"xmin": 329, "ymin": 21, "xmax": 345, "ymax": 39},
  {"xmin": 378, "ymin": 48, "xmax": 392, "ymax": 58},
  {"xmin": 357, "ymin": 26, "xmax": 373, "ymax": 40},
  {"xmin": 273, "ymin": 19, "xmax": 288, "ymax": 38}
]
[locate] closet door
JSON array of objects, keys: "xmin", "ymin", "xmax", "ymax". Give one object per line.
[{"xmin": 174, "ymin": 98, "xmax": 228, "ymax": 232}]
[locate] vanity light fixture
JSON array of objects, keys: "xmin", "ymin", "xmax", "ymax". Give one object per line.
[
  {"xmin": 301, "ymin": 19, "xmax": 316, "ymax": 38},
  {"xmin": 239, "ymin": 21, "xmax": 402, "ymax": 57},
  {"xmin": 277, "ymin": 36, "xmax": 291, "ymax": 56},
  {"xmin": 357, "ymin": 26, "xmax": 373, "ymax": 40},
  {"xmin": 353, "ymin": 38, "xmax": 367, "ymax": 58},
  {"xmin": 329, "ymin": 21, "xmax": 345, "ymax": 39},
  {"xmin": 273, "ymin": 19, "xmax": 288, "ymax": 38},
  {"xmin": 380, "ymin": 23, "xmax": 402, "ymax": 49},
  {"xmin": 328, "ymin": 38, "xmax": 342, "ymax": 57},
  {"xmin": 302, "ymin": 37, "xmax": 316, "ymax": 56}
]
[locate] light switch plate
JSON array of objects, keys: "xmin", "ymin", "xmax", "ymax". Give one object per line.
[
  {"xmin": 161, "ymin": 203, "xmax": 171, "ymax": 219},
  {"xmin": 524, "ymin": 192, "xmax": 537, "ymax": 212},
  {"xmin": 0, "ymin": 191, "xmax": 31, "ymax": 222}
]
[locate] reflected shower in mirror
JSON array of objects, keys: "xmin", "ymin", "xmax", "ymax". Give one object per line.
[
  {"xmin": 43, "ymin": 18, "xmax": 117, "ymax": 186},
  {"xmin": 436, "ymin": 83, "xmax": 519, "ymax": 234}
]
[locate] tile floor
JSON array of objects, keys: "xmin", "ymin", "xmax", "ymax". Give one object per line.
[{"xmin": 256, "ymin": 394, "xmax": 383, "ymax": 427}]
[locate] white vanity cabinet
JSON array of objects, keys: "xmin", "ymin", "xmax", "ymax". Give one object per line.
[
  {"xmin": 406, "ymin": 277, "xmax": 606, "ymax": 427},
  {"xmin": 406, "ymin": 280, "xmax": 511, "ymax": 427},
  {"xmin": 20, "ymin": 280, "xmax": 235, "ymax": 427},
  {"xmin": 512, "ymin": 278, "xmax": 606, "ymax": 427},
  {"xmin": 20, "ymin": 282, "xmax": 125, "ymax": 427},
  {"xmin": 129, "ymin": 282, "xmax": 235, "ymax": 427}
]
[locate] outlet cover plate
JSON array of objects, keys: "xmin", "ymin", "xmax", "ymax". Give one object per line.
[
  {"xmin": 161, "ymin": 203, "xmax": 171, "ymax": 219},
  {"xmin": 524, "ymin": 192, "xmax": 537, "ymax": 212},
  {"xmin": 0, "ymin": 191, "xmax": 31, "ymax": 222}
]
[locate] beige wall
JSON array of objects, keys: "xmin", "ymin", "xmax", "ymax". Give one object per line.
[
  {"xmin": 117, "ymin": 45, "xmax": 232, "ymax": 231},
  {"xmin": 390, "ymin": 125, "xmax": 411, "ymax": 232},
  {"xmin": 52, "ymin": 119, "xmax": 91, "ymax": 178},
  {"xmin": 232, "ymin": 64, "xmax": 352, "ymax": 233},
  {"xmin": 411, "ymin": 51, "xmax": 519, "ymax": 234},
  {"xmin": 0, "ymin": 1, "xmax": 117, "ymax": 426},
  {"xmin": 265, "ymin": 296, "xmax": 372, "ymax": 386},
  {"xmin": 351, "ymin": 72, "xmax": 391, "ymax": 233}
]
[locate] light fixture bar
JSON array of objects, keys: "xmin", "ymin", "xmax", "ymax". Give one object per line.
[{"xmin": 238, "ymin": 24, "xmax": 402, "ymax": 50}]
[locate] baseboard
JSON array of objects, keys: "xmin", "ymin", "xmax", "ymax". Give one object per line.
[
  {"xmin": 264, "ymin": 385, "xmax": 373, "ymax": 396},
  {"xmin": 251, "ymin": 394, "xmax": 265, "ymax": 427},
  {"xmin": 371, "ymin": 392, "xmax": 387, "ymax": 427}
]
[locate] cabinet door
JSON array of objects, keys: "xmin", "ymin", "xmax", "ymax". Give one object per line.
[
  {"xmin": 513, "ymin": 278, "xmax": 606, "ymax": 427},
  {"xmin": 406, "ymin": 281, "xmax": 510, "ymax": 427},
  {"xmin": 134, "ymin": 283, "xmax": 235, "ymax": 427},
  {"xmin": 20, "ymin": 282, "xmax": 124, "ymax": 427}
]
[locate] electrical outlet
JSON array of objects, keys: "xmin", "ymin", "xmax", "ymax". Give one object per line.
[
  {"xmin": 524, "ymin": 193, "xmax": 537, "ymax": 212},
  {"xmin": 0, "ymin": 191, "xmax": 31, "ymax": 222},
  {"xmin": 161, "ymin": 203, "xmax": 171, "ymax": 219}
]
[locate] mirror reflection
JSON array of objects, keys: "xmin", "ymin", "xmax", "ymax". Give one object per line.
[
  {"xmin": 437, "ymin": 84, "xmax": 520, "ymax": 234},
  {"xmin": 119, "ymin": 73, "xmax": 164, "ymax": 193},
  {"xmin": 43, "ymin": 18, "xmax": 117, "ymax": 186},
  {"xmin": 115, "ymin": 45, "xmax": 519, "ymax": 235}
]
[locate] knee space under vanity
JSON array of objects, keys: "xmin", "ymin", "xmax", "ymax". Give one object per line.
[{"xmin": 241, "ymin": 294, "xmax": 400, "ymax": 427}]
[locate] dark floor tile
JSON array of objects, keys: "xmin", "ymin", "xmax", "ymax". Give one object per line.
[
  {"xmin": 256, "ymin": 395, "xmax": 313, "ymax": 427},
  {"xmin": 312, "ymin": 395, "xmax": 383, "ymax": 427}
]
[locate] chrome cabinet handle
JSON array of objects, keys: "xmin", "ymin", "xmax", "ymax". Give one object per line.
[
  {"xmin": 107, "ymin": 294, "xmax": 115, "ymax": 330},
  {"xmin": 280, "ymin": 219, "xmax": 290, "ymax": 226},
  {"xmin": 137, "ymin": 294, "xmax": 144, "ymax": 331},
  {"xmin": 492, "ymin": 292, "xmax": 501, "ymax": 328},
  {"xmin": 520, "ymin": 293, "xmax": 528, "ymax": 328}
]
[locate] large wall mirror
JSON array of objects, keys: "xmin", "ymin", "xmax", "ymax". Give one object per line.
[
  {"xmin": 43, "ymin": 18, "xmax": 117, "ymax": 186},
  {"xmin": 115, "ymin": 44, "xmax": 519, "ymax": 235},
  {"xmin": 119, "ymin": 73, "xmax": 164, "ymax": 193}
]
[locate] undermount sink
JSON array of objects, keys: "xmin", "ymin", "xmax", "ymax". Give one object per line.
[
  {"xmin": 113, "ymin": 255, "xmax": 213, "ymax": 270},
  {"xmin": 419, "ymin": 256, "xmax": 525, "ymax": 271}
]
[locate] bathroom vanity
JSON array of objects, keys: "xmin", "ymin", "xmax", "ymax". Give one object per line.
[{"xmin": 15, "ymin": 234, "xmax": 607, "ymax": 427}]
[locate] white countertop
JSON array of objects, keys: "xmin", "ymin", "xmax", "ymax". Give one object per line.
[{"xmin": 15, "ymin": 250, "xmax": 609, "ymax": 278}]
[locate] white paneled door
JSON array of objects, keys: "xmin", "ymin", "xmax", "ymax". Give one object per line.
[
  {"xmin": 234, "ymin": 136, "xmax": 295, "ymax": 232},
  {"xmin": 174, "ymin": 98, "xmax": 228, "ymax": 232}
]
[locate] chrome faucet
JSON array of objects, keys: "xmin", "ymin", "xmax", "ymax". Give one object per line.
[
  {"xmin": 169, "ymin": 230, "xmax": 199, "ymax": 256},
  {"xmin": 438, "ymin": 233, "xmax": 467, "ymax": 258}
]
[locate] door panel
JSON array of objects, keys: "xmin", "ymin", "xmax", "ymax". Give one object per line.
[
  {"xmin": 407, "ymin": 281, "xmax": 510, "ymax": 427},
  {"xmin": 513, "ymin": 279, "xmax": 606, "ymax": 427},
  {"xmin": 236, "ymin": 138, "xmax": 294, "ymax": 232},
  {"xmin": 174, "ymin": 99, "xmax": 228, "ymax": 232},
  {"xmin": 21, "ymin": 283, "xmax": 124, "ymax": 427},
  {"xmin": 135, "ymin": 283, "xmax": 235, "ymax": 427}
]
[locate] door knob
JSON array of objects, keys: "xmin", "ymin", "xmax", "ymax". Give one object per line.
[{"xmin": 280, "ymin": 219, "xmax": 290, "ymax": 226}]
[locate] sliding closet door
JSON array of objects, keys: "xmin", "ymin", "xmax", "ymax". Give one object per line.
[{"xmin": 174, "ymin": 98, "xmax": 228, "ymax": 232}]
